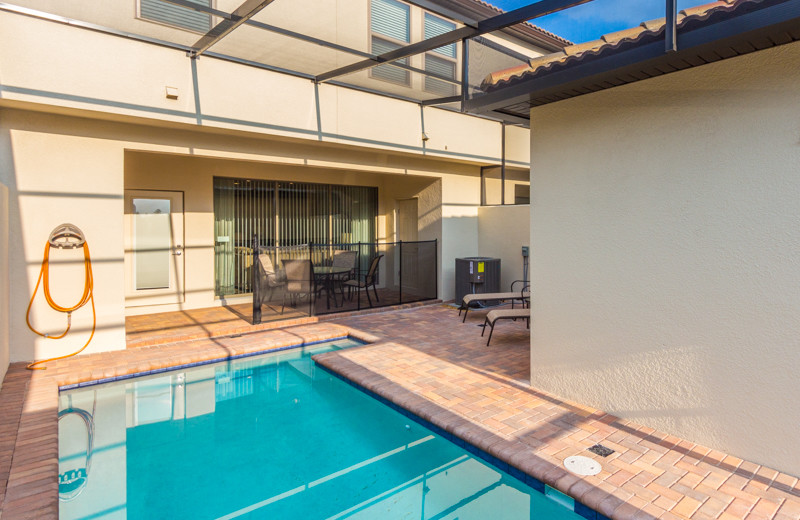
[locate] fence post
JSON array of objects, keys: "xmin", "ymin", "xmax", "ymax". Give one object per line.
[
  {"xmin": 398, "ymin": 240, "xmax": 403, "ymax": 305},
  {"xmin": 434, "ymin": 239, "xmax": 438, "ymax": 301},
  {"xmin": 357, "ymin": 242, "xmax": 362, "ymax": 311},
  {"xmin": 252, "ymin": 233, "xmax": 261, "ymax": 325}
]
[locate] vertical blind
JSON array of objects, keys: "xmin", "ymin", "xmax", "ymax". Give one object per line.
[
  {"xmin": 140, "ymin": 0, "xmax": 212, "ymax": 32},
  {"xmin": 214, "ymin": 177, "xmax": 377, "ymax": 296}
]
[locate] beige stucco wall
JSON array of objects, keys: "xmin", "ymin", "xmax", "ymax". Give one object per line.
[
  {"xmin": 528, "ymin": 41, "xmax": 800, "ymax": 476},
  {"xmin": 0, "ymin": 109, "xmax": 128, "ymax": 363},
  {"xmin": 125, "ymin": 151, "xmax": 445, "ymax": 313},
  {"xmin": 0, "ymin": 10, "xmax": 530, "ymax": 169},
  {"xmin": 478, "ymin": 205, "xmax": 529, "ymax": 292},
  {"xmin": 6, "ymin": 0, "xmax": 547, "ymax": 104},
  {"xmin": 0, "ymin": 6, "xmax": 530, "ymax": 361},
  {"xmin": 0, "ymin": 181, "xmax": 9, "ymax": 387},
  {"xmin": 0, "ymin": 105, "xmax": 485, "ymax": 360}
]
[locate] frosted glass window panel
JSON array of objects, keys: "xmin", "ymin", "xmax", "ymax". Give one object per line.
[{"xmin": 133, "ymin": 198, "xmax": 172, "ymax": 290}]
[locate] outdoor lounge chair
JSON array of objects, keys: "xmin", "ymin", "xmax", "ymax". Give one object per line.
[
  {"xmin": 481, "ymin": 308, "xmax": 530, "ymax": 346},
  {"xmin": 344, "ymin": 254, "xmax": 383, "ymax": 307},
  {"xmin": 458, "ymin": 280, "xmax": 530, "ymax": 322}
]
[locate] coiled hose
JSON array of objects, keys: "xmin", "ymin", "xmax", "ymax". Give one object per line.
[{"xmin": 26, "ymin": 241, "xmax": 96, "ymax": 370}]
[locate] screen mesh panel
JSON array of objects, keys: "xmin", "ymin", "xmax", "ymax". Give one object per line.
[{"xmin": 214, "ymin": 177, "xmax": 377, "ymax": 296}]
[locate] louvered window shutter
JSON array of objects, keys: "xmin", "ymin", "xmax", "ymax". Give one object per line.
[
  {"xmin": 371, "ymin": 0, "xmax": 410, "ymax": 42},
  {"xmin": 371, "ymin": 0, "xmax": 411, "ymax": 84},
  {"xmin": 424, "ymin": 13, "xmax": 456, "ymax": 57},
  {"xmin": 140, "ymin": 0, "xmax": 212, "ymax": 33},
  {"xmin": 425, "ymin": 55, "xmax": 456, "ymax": 96}
]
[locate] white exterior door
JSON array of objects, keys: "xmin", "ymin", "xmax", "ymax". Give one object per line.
[{"xmin": 124, "ymin": 190, "xmax": 185, "ymax": 306}]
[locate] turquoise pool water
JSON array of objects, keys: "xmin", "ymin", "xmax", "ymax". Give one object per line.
[{"xmin": 58, "ymin": 338, "xmax": 584, "ymax": 520}]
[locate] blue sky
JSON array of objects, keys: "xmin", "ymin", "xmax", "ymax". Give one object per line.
[{"xmin": 490, "ymin": 0, "xmax": 700, "ymax": 43}]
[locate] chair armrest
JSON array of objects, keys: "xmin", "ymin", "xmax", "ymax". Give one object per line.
[{"xmin": 510, "ymin": 279, "xmax": 529, "ymax": 292}]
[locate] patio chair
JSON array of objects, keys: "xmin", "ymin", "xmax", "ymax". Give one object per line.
[
  {"xmin": 481, "ymin": 308, "xmax": 530, "ymax": 346},
  {"xmin": 281, "ymin": 259, "xmax": 315, "ymax": 314},
  {"xmin": 256, "ymin": 253, "xmax": 286, "ymax": 305},
  {"xmin": 330, "ymin": 250, "xmax": 358, "ymax": 304},
  {"xmin": 458, "ymin": 279, "xmax": 530, "ymax": 323},
  {"xmin": 344, "ymin": 254, "xmax": 383, "ymax": 307}
]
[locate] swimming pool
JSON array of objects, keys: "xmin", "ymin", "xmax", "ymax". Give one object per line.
[{"xmin": 58, "ymin": 337, "xmax": 586, "ymax": 519}]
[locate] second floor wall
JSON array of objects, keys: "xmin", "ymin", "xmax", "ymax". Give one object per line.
[
  {"xmin": 6, "ymin": 0, "xmax": 552, "ymax": 105},
  {"xmin": 0, "ymin": 5, "xmax": 531, "ymax": 167}
]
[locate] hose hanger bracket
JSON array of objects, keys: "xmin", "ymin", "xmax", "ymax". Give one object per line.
[{"xmin": 49, "ymin": 223, "xmax": 86, "ymax": 249}]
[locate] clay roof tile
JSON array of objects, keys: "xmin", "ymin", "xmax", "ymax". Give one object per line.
[
  {"xmin": 563, "ymin": 39, "xmax": 606, "ymax": 56},
  {"xmin": 481, "ymin": 0, "xmax": 768, "ymax": 90},
  {"xmin": 600, "ymin": 25, "xmax": 651, "ymax": 45},
  {"xmin": 680, "ymin": 0, "xmax": 730, "ymax": 17}
]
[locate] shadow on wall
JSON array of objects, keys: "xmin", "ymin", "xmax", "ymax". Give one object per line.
[
  {"xmin": 0, "ymin": 123, "xmax": 23, "ymax": 384},
  {"xmin": 440, "ymin": 214, "xmax": 480, "ymax": 302},
  {"xmin": 0, "ymin": 115, "xmax": 128, "ymax": 365}
]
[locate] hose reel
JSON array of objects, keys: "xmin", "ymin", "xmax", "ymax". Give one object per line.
[
  {"xmin": 26, "ymin": 223, "xmax": 96, "ymax": 370},
  {"xmin": 48, "ymin": 223, "xmax": 86, "ymax": 249}
]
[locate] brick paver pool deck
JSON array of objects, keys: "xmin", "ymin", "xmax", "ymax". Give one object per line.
[{"xmin": 0, "ymin": 303, "xmax": 798, "ymax": 519}]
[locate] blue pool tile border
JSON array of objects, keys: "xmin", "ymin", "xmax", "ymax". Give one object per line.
[
  {"xmin": 58, "ymin": 335, "xmax": 359, "ymax": 391},
  {"xmin": 317, "ymin": 363, "xmax": 607, "ymax": 520}
]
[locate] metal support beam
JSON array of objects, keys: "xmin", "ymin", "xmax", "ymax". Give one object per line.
[
  {"xmin": 460, "ymin": 39, "xmax": 469, "ymax": 111},
  {"xmin": 315, "ymin": 0, "xmax": 594, "ymax": 83},
  {"xmin": 500, "ymin": 122, "xmax": 506, "ymax": 205},
  {"xmin": 190, "ymin": 0, "xmax": 278, "ymax": 58},
  {"xmin": 666, "ymin": 0, "xmax": 678, "ymax": 52},
  {"xmin": 420, "ymin": 95, "xmax": 461, "ymax": 106}
]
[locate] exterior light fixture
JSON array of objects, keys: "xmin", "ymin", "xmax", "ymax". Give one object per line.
[
  {"xmin": 165, "ymin": 86, "xmax": 179, "ymax": 100},
  {"xmin": 421, "ymin": 132, "xmax": 430, "ymax": 142}
]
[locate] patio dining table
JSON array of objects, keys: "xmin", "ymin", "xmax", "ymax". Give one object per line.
[{"xmin": 313, "ymin": 266, "xmax": 351, "ymax": 309}]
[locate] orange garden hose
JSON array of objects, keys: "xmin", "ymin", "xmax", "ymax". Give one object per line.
[{"xmin": 26, "ymin": 241, "xmax": 96, "ymax": 370}]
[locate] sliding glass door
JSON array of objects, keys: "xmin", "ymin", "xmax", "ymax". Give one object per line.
[{"xmin": 214, "ymin": 177, "xmax": 377, "ymax": 297}]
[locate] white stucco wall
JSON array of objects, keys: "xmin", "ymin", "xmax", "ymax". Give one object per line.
[
  {"xmin": 529, "ymin": 41, "xmax": 800, "ymax": 476},
  {"xmin": 0, "ymin": 181, "xmax": 9, "ymax": 387},
  {"xmin": 478, "ymin": 205, "xmax": 530, "ymax": 292}
]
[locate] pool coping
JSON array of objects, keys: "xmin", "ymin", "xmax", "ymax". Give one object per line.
[
  {"xmin": 315, "ymin": 362, "xmax": 607, "ymax": 520},
  {"xmin": 0, "ymin": 322, "xmax": 378, "ymax": 519},
  {"xmin": 310, "ymin": 325, "xmax": 800, "ymax": 520},
  {"xmin": 2, "ymin": 313, "xmax": 800, "ymax": 520}
]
